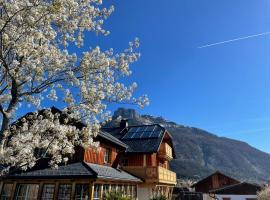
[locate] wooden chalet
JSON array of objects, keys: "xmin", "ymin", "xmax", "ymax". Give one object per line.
[
  {"xmin": 0, "ymin": 108, "xmax": 141, "ymax": 200},
  {"xmin": 209, "ymin": 182, "xmax": 261, "ymax": 200},
  {"xmin": 192, "ymin": 171, "xmax": 261, "ymax": 200},
  {"xmin": 192, "ymin": 171, "xmax": 239, "ymax": 193},
  {"xmin": 0, "ymin": 108, "xmax": 177, "ymax": 200},
  {"xmin": 103, "ymin": 121, "xmax": 177, "ymax": 200}
]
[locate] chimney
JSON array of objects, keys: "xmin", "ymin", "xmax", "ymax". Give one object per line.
[{"xmin": 120, "ymin": 119, "xmax": 128, "ymax": 129}]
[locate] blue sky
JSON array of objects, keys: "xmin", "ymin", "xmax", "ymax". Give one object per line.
[
  {"xmin": 19, "ymin": 0, "xmax": 270, "ymax": 153},
  {"xmin": 95, "ymin": 0, "xmax": 270, "ymax": 153}
]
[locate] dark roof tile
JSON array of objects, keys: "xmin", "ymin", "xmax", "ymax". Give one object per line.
[
  {"xmin": 209, "ymin": 182, "xmax": 261, "ymax": 195},
  {"xmin": 6, "ymin": 162, "xmax": 95, "ymax": 179},
  {"xmin": 86, "ymin": 163, "xmax": 141, "ymax": 182}
]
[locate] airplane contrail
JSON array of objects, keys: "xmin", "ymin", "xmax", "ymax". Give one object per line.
[{"xmin": 198, "ymin": 31, "xmax": 270, "ymax": 48}]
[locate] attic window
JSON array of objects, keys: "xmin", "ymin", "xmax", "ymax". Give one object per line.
[{"xmin": 104, "ymin": 148, "xmax": 111, "ymax": 164}]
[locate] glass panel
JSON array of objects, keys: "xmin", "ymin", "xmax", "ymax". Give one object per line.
[
  {"xmin": 123, "ymin": 185, "xmax": 128, "ymax": 196},
  {"xmin": 146, "ymin": 125, "xmax": 156, "ymax": 132},
  {"xmin": 129, "ymin": 127, "xmax": 139, "ymax": 133},
  {"xmin": 151, "ymin": 130, "xmax": 162, "ymax": 138},
  {"xmin": 104, "ymin": 148, "xmax": 111, "ymax": 164},
  {"xmin": 58, "ymin": 184, "xmax": 72, "ymax": 200},
  {"xmin": 122, "ymin": 131, "xmax": 134, "ymax": 139},
  {"xmin": 132, "ymin": 186, "xmax": 137, "ymax": 200},
  {"xmin": 117, "ymin": 185, "xmax": 122, "ymax": 192},
  {"xmin": 127, "ymin": 186, "xmax": 132, "ymax": 197},
  {"xmin": 14, "ymin": 184, "xmax": 39, "ymax": 200},
  {"xmin": 0, "ymin": 183, "xmax": 13, "ymax": 200},
  {"xmin": 111, "ymin": 185, "xmax": 116, "ymax": 192},
  {"xmin": 75, "ymin": 184, "xmax": 89, "ymax": 200},
  {"xmin": 103, "ymin": 184, "xmax": 110, "ymax": 194},
  {"xmin": 93, "ymin": 184, "xmax": 101, "ymax": 200},
  {"xmin": 41, "ymin": 184, "xmax": 55, "ymax": 200}
]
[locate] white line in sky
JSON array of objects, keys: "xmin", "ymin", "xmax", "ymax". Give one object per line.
[{"xmin": 198, "ymin": 31, "xmax": 270, "ymax": 48}]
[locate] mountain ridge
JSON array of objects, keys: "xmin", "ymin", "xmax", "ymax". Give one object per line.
[{"xmin": 108, "ymin": 108, "xmax": 270, "ymax": 183}]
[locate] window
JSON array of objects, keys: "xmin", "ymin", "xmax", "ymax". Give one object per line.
[
  {"xmin": 127, "ymin": 186, "xmax": 132, "ymax": 198},
  {"xmin": 58, "ymin": 184, "xmax": 72, "ymax": 200},
  {"xmin": 123, "ymin": 185, "xmax": 128, "ymax": 195},
  {"xmin": 0, "ymin": 183, "xmax": 13, "ymax": 200},
  {"xmin": 75, "ymin": 184, "xmax": 89, "ymax": 200},
  {"xmin": 93, "ymin": 184, "xmax": 101, "ymax": 200},
  {"xmin": 111, "ymin": 185, "xmax": 116, "ymax": 192},
  {"xmin": 14, "ymin": 184, "xmax": 39, "ymax": 200},
  {"xmin": 103, "ymin": 184, "xmax": 110, "ymax": 195},
  {"xmin": 132, "ymin": 186, "xmax": 137, "ymax": 200},
  {"xmin": 104, "ymin": 148, "xmax": 111, "ymax": 164},
  {"xmin": 41, "ymin": 184, "xmax": 55, "ymax": 200},
  {"xmin": 117, "ymin": 185, "xmax": 123, "ymax": 192}
]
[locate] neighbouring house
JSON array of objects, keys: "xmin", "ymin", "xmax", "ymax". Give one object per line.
[
  {"xmin": 103, "ymin": 121, "xmax": 177, "ymax": 200},
  {"xmin": 209, "ymin": 182, "xmax": 261, "ymax": 200},
  {"xmin": 0, "ymin": 108, "xmax": 177, "ymax": 200},
  {"xmin": 192, "ymin": 171, "xmax": 240, "ymax": 194},
  {"xmin": 192, "ymin": 171, "xmax": 261, "ymax": 200}
]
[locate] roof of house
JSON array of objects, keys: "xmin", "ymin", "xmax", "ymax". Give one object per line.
[
  {"xmin": 6, "ymin": 162, "xmax": 95, "ymax": 179},
  {"xmin": 192, "ymin": 171, "xmax": 240, "ymax": 187},
  {"xmin": 5, "ymin": 162, "xmax": 142, "ymax": 182},
  {"xmin": 86, "ymin": 163, "xmax": 142, "ymax": 182},
  {"xmin": 98, "ymin": 130, "xmax": 128, "ymax": 149},
  {"xmin": 103, "ymin": 124, "xmax": 176, "ymax": 156},
  {"xmin": 209, "ymin": 182, "xmax": 261, "ymax": 195}
]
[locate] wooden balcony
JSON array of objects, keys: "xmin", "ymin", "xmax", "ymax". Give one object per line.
[
  {"xmin": 123, "ymin": 166, "xmax": 176, "ymax": 185},
  {"xmin": 158, "ymin": 143, "xmax": 173, "ymax": 160}
]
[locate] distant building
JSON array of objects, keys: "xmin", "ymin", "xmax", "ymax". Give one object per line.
[
  {"xmin": 192, "ymin": 171, "xmax": 261, "ymax": 200},
  {"xmin": 209, "ymin": 182, "xmax": 260, "ymax": 200}
]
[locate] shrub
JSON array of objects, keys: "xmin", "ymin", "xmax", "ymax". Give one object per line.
[
  {"xmin": 150, "ymin": 195, "xmax": 168, "ymax": 200},
  {"xmin": 104, "ymin": 191, "xmax": 131, "ymax": 200}
]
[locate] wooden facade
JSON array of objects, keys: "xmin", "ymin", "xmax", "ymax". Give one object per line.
[
  {"xmin": 193, "ymin": 171, "xmax": 240, "ymax": 193},
  {"xmin": 84, "ymin": 143, "xmax": 119, "ymax": 166},
  {"xmin": 0, "ymin": 134, "xmax": 140, "ymax": 200},
  {"xmin": 0, "ymin": 112, "xmax": 178, "ymax": 200}
]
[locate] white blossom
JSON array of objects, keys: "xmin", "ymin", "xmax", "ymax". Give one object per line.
[
  {"xmin": 257, "ymin": 186, "xmax": 270, "ymax": 200},
  {"xmin": 0, "ymin": 0, "xmax": 149, "ymax": 172}
]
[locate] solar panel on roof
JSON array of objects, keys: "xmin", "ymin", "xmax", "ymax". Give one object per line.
[
  {"xmin": 122, "ymin": 131, "xmax": 134, "ymax": 139},
  {"xmin": 146, "ymin": 125, "xmax": 155, "ymax": 132},
  {"xmin": 151, "ymin": 130, "xmax": 162, "ymax": 138},
  {"xmin": 128, "ymin": 127, "xmax": 138, "ymax": 133},
  {"xmin": 140, "ymin": 131, "xmax": 150, "ymax": 138},
  {"xmin": 122, "ymin": 125, "xmax": 163, "ymax": 140}
]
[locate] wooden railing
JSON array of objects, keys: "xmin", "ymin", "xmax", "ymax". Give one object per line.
[
  {"xmin": 123, "ymin": 166, "xmax": 176, "ymax": 185},
  {"xmin": 157, "ymin": 166, "xmax": 176, "ymax": 184},
  {"xmin": 158, "ymin": 143, "xmax": 173, "ymax": 160}
]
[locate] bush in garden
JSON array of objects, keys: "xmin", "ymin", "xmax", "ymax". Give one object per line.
[{"xmin": 104, "ymin": 191, "xmax": 131, "ymax": 200}]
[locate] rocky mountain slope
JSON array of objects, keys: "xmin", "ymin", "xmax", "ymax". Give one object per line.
[{"xmin": 108, "ymin": 108, "xmax": 270, "ymax": 183}]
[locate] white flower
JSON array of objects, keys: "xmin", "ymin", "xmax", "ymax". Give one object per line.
[{"xmin": 0, "ymin": 0, "xmax": 149, "ymax": 173}]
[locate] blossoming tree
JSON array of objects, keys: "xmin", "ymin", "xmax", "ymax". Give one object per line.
[
  {"xmin": 257, "ymin": 186, "xmax": 270, "ymax": 200},
  {"xmin": 0, "ymin": 0, "xmax": 149, "ymax": 172}
]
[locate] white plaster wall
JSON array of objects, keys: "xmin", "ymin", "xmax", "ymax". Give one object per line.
[
  {"xmin": 215, "ymin": 194, "xmax": 257, "ymax": 200},
  {"xmin": 137, "ymin": 185, "xmax": 151, "ymax": 200},
  {"xmin": 203, "ymin": 193, "xmax": 214, "ymax": 200}
]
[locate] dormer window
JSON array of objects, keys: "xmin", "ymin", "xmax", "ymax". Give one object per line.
[{"xmin": 104, "ymin": 148, "xmax": 111, "ymax": 164}]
